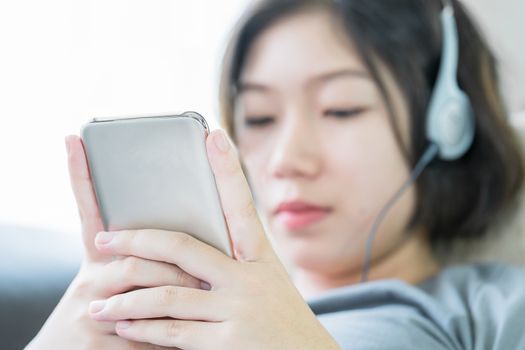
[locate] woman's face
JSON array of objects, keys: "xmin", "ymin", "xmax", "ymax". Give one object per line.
[{"xmin": 234, "ymin": 9, "xmax": 416, "ymax": 278}]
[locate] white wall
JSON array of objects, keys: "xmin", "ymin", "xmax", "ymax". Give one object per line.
[
  {"xmin": 462, "ymin": 0, "xmax": 525, "ymax": 114},
  {"xmin": 0, "ymin": 0, "xmax": 249, "ymax": 234}
]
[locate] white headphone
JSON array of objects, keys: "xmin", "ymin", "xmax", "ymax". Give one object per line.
[
  {"xmin": 361, "ymin": 0, "xmax": 476, "ymax": 282},
  {"xmin": 426, "ymin": 0, "xmax": 475, "ymax": 160}
]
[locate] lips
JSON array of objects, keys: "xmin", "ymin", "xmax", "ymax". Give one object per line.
[{"xmin": 274, "ymin": 201, "xmax": 332, "ymax": 230}]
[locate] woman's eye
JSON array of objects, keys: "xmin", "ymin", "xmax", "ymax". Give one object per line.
[
  {"xmin": 244, "ymin": 116, "xmax": 274, "ymax": 128},
  {"xmin": 324, "ymin": 108, "xmax": 366, "ymax": 118}
]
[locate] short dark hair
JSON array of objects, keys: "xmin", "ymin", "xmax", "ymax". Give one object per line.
[{"xmin": 218, "ymin": 0, "xmax": 525, "ymax": 248}]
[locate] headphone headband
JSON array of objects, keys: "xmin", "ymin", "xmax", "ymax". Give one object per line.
[{"xmin": 425, "ymin": 0, "xmax": 475, "ymax": 160}]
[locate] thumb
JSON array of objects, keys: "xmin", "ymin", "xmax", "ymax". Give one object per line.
[
  {"xmin": 65, "ymin": 135, "xmax": 109, "ymax": 263},
  {"xmin": 206, "ymin": 129, "xmax": 274, "ymax": 262}
]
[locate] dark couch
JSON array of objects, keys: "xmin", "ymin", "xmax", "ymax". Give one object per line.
[{"xmin": 0, "ymin": 225, "xmax": 82, "ymax": 349}]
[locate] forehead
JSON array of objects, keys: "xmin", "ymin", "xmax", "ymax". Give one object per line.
[{"xmin": 240, "ymin": 9, "xmax": 367, "ymax": 88}]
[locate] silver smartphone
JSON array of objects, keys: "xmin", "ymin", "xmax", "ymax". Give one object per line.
[{"xmin": 81, "ymin": 111, "xmax": 233, "ymax": 257}]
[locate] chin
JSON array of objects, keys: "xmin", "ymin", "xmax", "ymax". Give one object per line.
[
  {"xmin": 272, "ymin": 228, "xmax": 362, "ymax": 273},
  {"xmin": 279, "ymin": 236, "xmax": 337, "ymax": 271}
]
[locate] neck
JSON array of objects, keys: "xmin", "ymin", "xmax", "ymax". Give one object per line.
[{"xmin": 292, "ymin": 231, "xmax": 440, "ymax": 299}]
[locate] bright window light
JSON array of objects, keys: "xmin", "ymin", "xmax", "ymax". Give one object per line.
[{"xmin": 0, "ymin": 0, "xmax": 250, "ymax": 234}]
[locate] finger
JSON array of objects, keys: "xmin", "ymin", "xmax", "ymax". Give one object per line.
[
  {"xmin": 95, "ymin": 229, "xmax": 237, "ymax": 287},
  {"xmin": 93, "ymin": 256, "xmax": 204, "ymax": 298},
  {"xmin": 108, "ymin": 335, "xmax": 175, "ymax": 350},
  {"xmin": 122, "ymin": 339, "xmax": 176, "ymax": 350},
  {"xmin": 90, "ymin": 286, "xmax": 227, "ymax": 322},
  {"xmin": 115, "ymin": 318, "xmax": 219, "ymax": 349},
  {"xmin": 206, "ymin": 129, "xmax": 273, "ymax": 262},
  {"xmin": 66, "ymin": 135, "xmax": 108, "ymax": 262}
]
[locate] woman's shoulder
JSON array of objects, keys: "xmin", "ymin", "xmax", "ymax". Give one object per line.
[
  {"xmin": 420, "ymin": 261, "xmax": 525, "ymax": 293},
  {"xmin": 307, "ymin": 262, "xmax": 525, "ymax": 350},
  {"xmin": 416, "ymin": 262, "xmax": 525, "ymax": 311},
  {"xmin": 308, "ymin": 262, "xmax": 525, "ymax": 311},
  {"xmin": 419, "ymin": 262, "xmax": 525, "ymax": 307},
  {"xmin": 419, "ymin": 262, "xmax": 525, "ymax": 349}
]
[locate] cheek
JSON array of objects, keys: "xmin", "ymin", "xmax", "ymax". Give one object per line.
[
  {"xmin": 334, "ymin": 121, "xmax": 415, "ymax": 231},
  {"xmin": 316, "ymin": 114, "xmax": 416, "ymax": 250},
  {"xmin": 325, "ymin": 113, "xmax": 410, "ymax": 208}
]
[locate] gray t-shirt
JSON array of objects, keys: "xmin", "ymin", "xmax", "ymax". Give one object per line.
[{"xmin": 307, "ymin": 263, "xmax": 525, "ymax": 349}]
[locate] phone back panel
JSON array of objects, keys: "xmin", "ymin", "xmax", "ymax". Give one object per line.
[{"xmin": 81, "ymin": 113, "xmax": 232, "ymax": 257}]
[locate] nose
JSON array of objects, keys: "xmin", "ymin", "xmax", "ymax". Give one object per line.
[{"xmin": 267, "ymin": 109, "xmax": 323, "ymax": 180}]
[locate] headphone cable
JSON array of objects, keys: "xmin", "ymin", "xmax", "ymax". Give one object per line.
[{"xmin": 360, "ymin": 143, "xmax": 439, "ymax": 283}]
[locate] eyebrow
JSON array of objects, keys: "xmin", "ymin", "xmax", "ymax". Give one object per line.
[
  {"xmin": 237, "ymin": 68, "xmax": 370, "ymax": 94},
  {"xmin": 312, "ymin": 68, "xmax": 370, "ymax": 84}
]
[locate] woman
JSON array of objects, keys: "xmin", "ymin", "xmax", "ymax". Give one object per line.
[{"xmin": 28, "ymin": 0, "xmax": 525, "ymax": 349}]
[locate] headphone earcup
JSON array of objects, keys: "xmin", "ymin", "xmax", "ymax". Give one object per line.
[{"xmin": 426, "ymin": 89, "xmax": 475, "ymax": 160}]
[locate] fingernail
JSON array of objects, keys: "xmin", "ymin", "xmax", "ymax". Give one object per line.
[
  {"xmin": 95, "ymin": 231, "xmax": 115, "ymax": 245},
  {"xmin": 214, "ymin": 130, "xmax": 230, "ymax": 153},
  {"xmin": 116, "ymin": 321, "xmax": 132, "ymax": 330},
  {"xmin": 89, "ymin": 300, "xmax": 106, "ymax": 314},
  {"xmin": 200, "ymin": 281, "xmax": 211, "ymax": 290}
]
